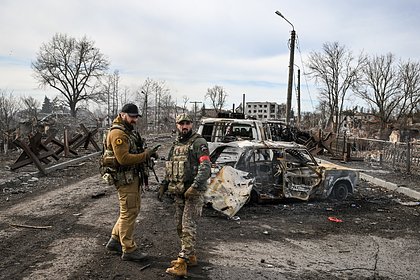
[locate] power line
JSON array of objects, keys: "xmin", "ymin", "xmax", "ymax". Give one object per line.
[
  {"xmin": 295, "ymin": 34, "xmax": 315, "ymax": 112},
  {"xmin": 189, "ymin": 101, "xmax": 202, "ymax": 127}
]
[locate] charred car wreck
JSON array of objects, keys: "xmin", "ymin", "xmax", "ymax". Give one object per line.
[{"xmin": 204, "ymin": 140, "xmax": 359, "ymax": 217}]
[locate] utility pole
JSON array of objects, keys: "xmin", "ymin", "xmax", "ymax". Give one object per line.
[
  {"xmin": 243, "ymin": 93, "xmax": 246, "ymax": 117},
  {"xmin": 107, "ymin": 83, "xmax": 110, "ymax": 127},
  {"xmin": 155, "ymin": 91, "xmax": 161, "ymax": 132},
  {"xmin": 190, "ymin": 101, "xmax": 202, "ymax": 127},
  {"xmin": 275, "ymin": 10, "xmax": 295, "ymax": 126},
  {"xmin": 141, "ymin": 90, "xmax": 148, "ymax": 132}
]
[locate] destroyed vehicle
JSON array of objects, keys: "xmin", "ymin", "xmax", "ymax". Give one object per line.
[
  {"xmin": 204, "ymin": 140, "xmax": 358, "ymax": 217},
  {"xmin": 263, "ymin": 120, "xmax": 311, "ymax": 144},
  {"xmin": 197, "ymin": 117, "xmax": 271, "ymax": 147},
  {"xmin": 198, "ymin": 117, "xmax": 271, "ymax": 142}
]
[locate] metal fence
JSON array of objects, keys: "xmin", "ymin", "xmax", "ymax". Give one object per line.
[{"xmin": 332, "ymin": 135, "xmax": 420, "ymax": 175}]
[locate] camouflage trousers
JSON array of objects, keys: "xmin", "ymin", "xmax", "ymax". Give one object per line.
[
  {"xmin": 111, "ymin": 176, "xmax": 141, "ymax": 253},
  {"xmin": 174, "ymin": 193, "xmax": 204, "ymax": 259}
]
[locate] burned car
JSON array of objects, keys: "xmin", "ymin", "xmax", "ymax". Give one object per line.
[
  {"xmin": 204, "ymin": 140, "xmax": 359, "ymax": 217},
  {"xmin": 197, "ymin": 117, "xmax": 271, "ymax": 153}
]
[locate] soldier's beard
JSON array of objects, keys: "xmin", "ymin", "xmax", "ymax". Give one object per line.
[
  {"xmin": 121, "ymin": 114, "xmax": 137, "ymax": 126},
  {"xmin": 179, "ymin": 129, "xmax": 192, "ymax": 140}
]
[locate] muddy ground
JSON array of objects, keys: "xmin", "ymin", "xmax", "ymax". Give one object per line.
[{"xmin": 0, "ymin": 135, "xmax": 420, "ymax": 280}]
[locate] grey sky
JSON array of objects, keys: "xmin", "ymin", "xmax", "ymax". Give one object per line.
[{"xmin": 1, "ymin": 0, "xmax": 419, "ymax": 112}]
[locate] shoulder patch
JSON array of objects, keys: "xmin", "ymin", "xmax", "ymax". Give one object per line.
[
  {"xmin": 115, "ymin": 138, "xmax": 123, "ymax": 145},
  {"xmin": 200, "ymin": 144, "xmax": 209, "ymax": 153}
]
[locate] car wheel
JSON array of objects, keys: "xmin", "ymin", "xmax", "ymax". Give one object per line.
[
  {"xmin": 249, "ymin": 189, "xmax": 260, "ymax": 204},
  {"xmin": 332, "ymin": 182, "xmax": 349, "ymax": 200}
]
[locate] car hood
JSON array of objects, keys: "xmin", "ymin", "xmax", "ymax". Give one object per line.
[{"xmin": 204, "ymin": 165, "xmax": 254, "ymax": 218}]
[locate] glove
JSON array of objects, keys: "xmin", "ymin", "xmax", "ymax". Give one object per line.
[
  {"xmin": 147, "ymin": 145, "xmax": 160, "ymax": 158},
  {"xmin": 184, "ymin": 186, "xmax": 201, "ymax": 199},
  {"xmin": 157, "ymin": 183, "xmax": 168, "ymax": 201},
  {"xmin": 151, "ymin": 145, "xmax": 160, "ymax": 153}
]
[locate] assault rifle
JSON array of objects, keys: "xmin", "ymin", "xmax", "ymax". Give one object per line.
[{"xmin": 147, "ymin": 157, "xmax": 159, "ymax": 183}]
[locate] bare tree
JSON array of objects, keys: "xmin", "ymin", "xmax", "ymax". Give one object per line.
[
  {"xmin": 160, "ymin": 92, "xmax": 177, "ymax": 131},
  {"xmin": 102, "ymin": 70, "xmax": 121, "ymax": 125},
  {"xmin": 314, "ymin": 100, "xmax": 330, "ymax": 129},
  {"xmin": 137, "ymin": 78, "xmax": 171, "ymax": 132},
  {"xmin": 300, "ymin": 110, "xmax": 323, "ymax": 131},
  {"xmin": 154, "ymin": 80, "xmax": 170, "ymax": 132},
  {"xmin": 0, "ymin": 90, "xmax": 20, "ymax": 152},
  {"xmin": 137, "ymin": 78, "xmax": 155, "ymax": 131},
  {"xmin": 119, "ymin": 87, "xmax": 133, "ymax": 109},
  {"xmin": 307, "ymin": 42, "xmax": 365, "ymax": 133},
  {"xmin": 181, "ymin": 95, "xmax": 189, "ymax": 112},
  {"xmin": 355, "ymin": 53, "xmax": 402, "ymax": 131},
  {"xmin": 21, "ymin": 96, "xmax": 41, "ymax": 122},
  {"xmin": 205, "ymin": 85, "xmax": 228, "ymax": 114},
  {"xmin": 398, "ymin": 60, "xmax": 420, "ymax": 124},
  {"xmin": 32, "ymin": 33, "xmax": 110, "ymax": 117}
]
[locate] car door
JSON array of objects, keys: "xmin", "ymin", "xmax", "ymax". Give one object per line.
[{"xmin": 282, "ymin": 148, "xmax": 322, "ymax": 200}]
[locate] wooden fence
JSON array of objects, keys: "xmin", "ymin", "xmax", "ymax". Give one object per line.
[{"xmin": 332, "ymin": 135, "xmax": 420, "ymax": 174}]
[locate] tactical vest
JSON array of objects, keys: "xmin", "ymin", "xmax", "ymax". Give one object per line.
[
  {"xmin": 100, "ymin": 124, "xmax": 144, "ymax": 186},
  {"xmin": 166, "ymin": 133, "xmax": 200, "ymax": 194}
]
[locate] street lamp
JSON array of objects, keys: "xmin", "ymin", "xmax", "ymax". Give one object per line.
[
  {"xmin": 275, "ymin": 11, "xmax": 294, "ymax": 30},
  {"xmin": 275, "ymin": 10, "xmax": 296, "ymax": 126}
]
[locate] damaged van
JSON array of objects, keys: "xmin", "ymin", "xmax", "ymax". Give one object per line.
[{"xmin": 204, "ymin": 140, "xmax": 359, "ymax": 217}]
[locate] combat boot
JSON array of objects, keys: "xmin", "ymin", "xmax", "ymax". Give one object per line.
[
  {"xmin": 105, "ymin": 237, "xmax": 122, "ymax": 253},
  {"xmin": 188, "ymin": 255, "xmax": 198, "ymax": 267},
  {"xmin": 170, "ymin": 255, "xmax": 197, "ymax": 267},
  {"xmin": 166, "ymin": 257, "xmax": 187, "ymax": 277},
  {"xmin": 121, "ymin": 249, "xmax": 147, "ymax": 261}
]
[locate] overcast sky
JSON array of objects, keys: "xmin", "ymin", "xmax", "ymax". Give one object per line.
[{"xmin": 1, "ymin": 0, "xmax": 420, "ymax": 113}]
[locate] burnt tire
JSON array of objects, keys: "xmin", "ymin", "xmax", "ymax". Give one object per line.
[
  {"xmin": 332, "ymin": 182, "xmax": 349, "ymax": 200},
  {"xmin": 249, "ymin": 189, "xmax": 260, "ymax": 204}
]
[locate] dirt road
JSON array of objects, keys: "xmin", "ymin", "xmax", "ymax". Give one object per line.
[{"xmin": 1, "ymin": 149, "xmax": 420, "ymax": 279}]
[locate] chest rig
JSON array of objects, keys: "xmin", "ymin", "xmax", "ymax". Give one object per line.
[
  {"xmin": 103, "ymin": 124, "xmax": 143, "ymax": 162},
  {"xmin": 100, "ymin": 124, "xmax": 144, "ymax": 186},
  {"xmin": 166, "ymin": 134, "xmax": 199, "ymax": 193}
]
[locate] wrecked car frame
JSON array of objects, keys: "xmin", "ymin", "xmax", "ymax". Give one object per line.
[
  {"xmin": 204, "ymin": 140, "xmax": 359, "ymax": 217},
  {"xmin": 197, "ymin": 117, "xmax": 271, "ymax": 153}
]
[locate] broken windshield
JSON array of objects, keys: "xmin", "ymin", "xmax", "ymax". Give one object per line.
[{"xmin": 284, "ymin": 148, "xmax": 317, "ymax": 166}]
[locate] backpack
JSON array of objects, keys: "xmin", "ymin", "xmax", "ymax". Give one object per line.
[{"xmin": 99, "ymin": 127, "xmax": 119, "ymax": 185}]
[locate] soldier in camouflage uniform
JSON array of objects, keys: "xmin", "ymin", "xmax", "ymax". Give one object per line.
[
  {"xmin": 158, "ymin": 113, "xmax": 211, "ymax": 277},
  {"xmin": 103, "ymin": 103, "xmax": 159, "ymax": 261}
]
